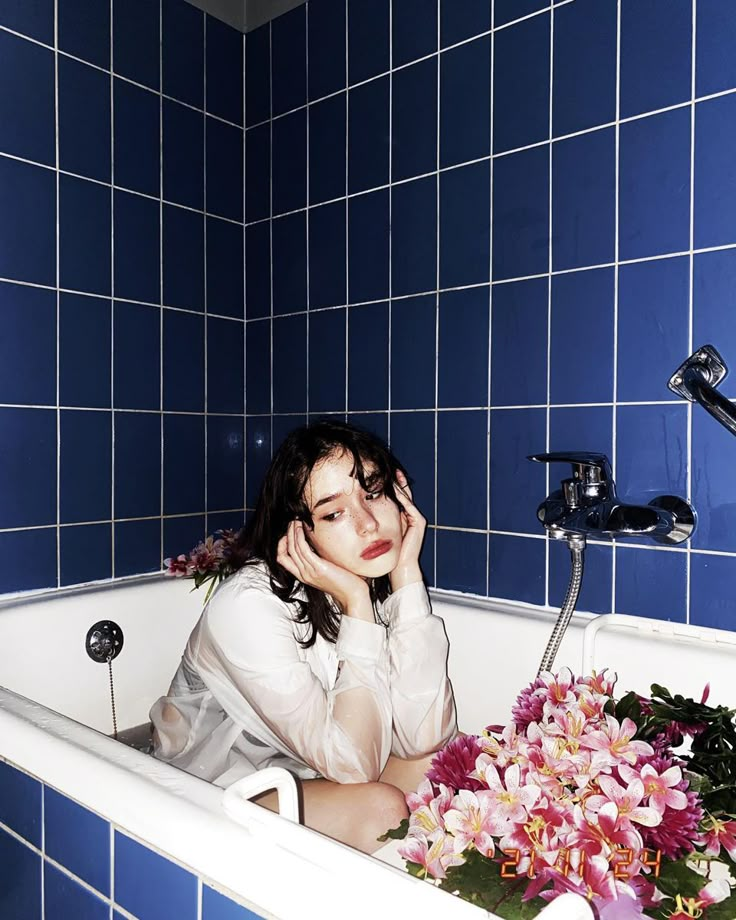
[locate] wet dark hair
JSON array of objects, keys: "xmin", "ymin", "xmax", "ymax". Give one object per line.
[{"xmin": 229, "ymin": 420, "xmax": 408, "ymax": 647}]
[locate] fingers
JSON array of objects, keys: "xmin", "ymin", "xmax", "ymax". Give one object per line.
[
  {"xmin": 277, "ymin": 521, "xmax": 319, "ymax": 585},
  {"xmin": 293, "ymin": 520, "xmax": 317, "ymax": 569},
  {"xmin": 394, "ymin": 474, "xmax": 425, "ymax": 526},
  {"xmin": 276, "ymin": 533, "xmax": 300, "ymax": 580},
  {"xmin": 395, "ymin": 469, "xmax": 413, "ymax": 502}
]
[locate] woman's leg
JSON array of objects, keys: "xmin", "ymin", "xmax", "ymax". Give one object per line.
[
  {"xmin": 254, "ymin": 779, "xmax": 408, "ymax": 854},
  {"xmin": 378, "ymin": 752, "xmax": 436, "ymax": 795},
  {"xmin": 253, "ymin": 749, "xmax": 442, "ymax": 853}
]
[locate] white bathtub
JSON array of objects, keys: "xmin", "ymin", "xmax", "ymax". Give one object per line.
[{"xmin": 1, "ymin": 575, "xmax": 735, "ymax": 920}]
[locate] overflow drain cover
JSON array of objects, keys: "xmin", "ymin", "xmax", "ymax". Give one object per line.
[{"xmin": 85, "ymin": 620, "xmax": 124, "ymax": 663}]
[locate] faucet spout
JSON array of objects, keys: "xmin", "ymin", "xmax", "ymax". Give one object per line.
[
  {"xmin": 529, "ymin": 454, "xmax": 696, "ymax": 545},
  {"xmin": 596, "ymin": 502, "xmax": 660, "ymax": 535}
]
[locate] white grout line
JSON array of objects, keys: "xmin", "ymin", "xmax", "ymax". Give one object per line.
[
  {"xmin": 203, "ymin": 14, "xmax": 209, "ymax": 535},
  {"xmin": 246, "ymin": 25, "xmax": 248, "ymax": 516},
  {"xmin": 0, "ymin": 396, "xmax": 730, "ymax": 414},
  {"xmin": 544, "ymin": 3, "xmax": 553, "ymax": 608},
  {"xmin": 54, "ymin": 0, "xmax": 61, "ymax": 594},
  {"xmin": 385, "ymin": 0, "xmax": 393, "ymax": 442},
  {"xmin": 344, "ymin": 0, "xmax": 350, "ymax": 427},
  {"xmin": 432, "ymin": 0, "xmax": 440, "ymax": 585},
  {"xmin": 686, "ymin": 0, "xmax": 698, "ymax": 625},
  {"xmin": 159, "ymin": 0, "xmax": 165, "ymax": 565},
  {"xmin": 304, "ymin": 3, "xmax": 311, "ymax": 425},
  {"xmin": 611, "ymin": 0, "xmax": 622, "ymax": 615},
  {"xmin": 6, "ymin": 235, "xmax": 736, "ymax": 305},
  {"xmin": 110, "ymin": 0, "xmax": 116, "ymax": 578},
  {"xmin": 109, "ymin": 820, "xmax": 115, "ymax": 920},
  {"xmin": 486, "ymin": 0, "xmax": 495, "ymax": 598},
  {"xmin": 268, "ymin": 20, "xmax": 274, "ymax": 472}
]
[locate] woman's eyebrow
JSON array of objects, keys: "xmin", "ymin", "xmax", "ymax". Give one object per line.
[{"xmin": 311, "ymin": 492, "xmax": 342, "ymax": 511}]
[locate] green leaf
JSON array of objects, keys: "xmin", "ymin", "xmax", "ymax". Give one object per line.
[
  {"xmin": 702, "ymin": 889, "xmax": 736, "ymax": 919},
  {"xmin": 406, "ymin": 860, "xmax": 426, "ymax": 879},
  {"xmin": 376, "ymin": 818, "xmax": 409, "ymax": 842},
  {"xmin": 615, "ymin": 691, "xmax": 642, "ymax": 724},
  {"xmin": 653, "ymin": 857, "xmax": 707, "ymax": 900},
  {"xmin": 437, "ymin": 850, "xmax": 549, "ymax": 920},
  {"xmin": 685, "ymin": 772, "xmax": 713, "ymax": 796}
]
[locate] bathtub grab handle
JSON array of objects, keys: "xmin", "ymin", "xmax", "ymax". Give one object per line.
[{"xmin": 223, "ymin": 767, "xmax": 300, "ymax": 824}]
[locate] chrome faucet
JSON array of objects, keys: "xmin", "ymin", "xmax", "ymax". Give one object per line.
[{"xmin": 528, "ymin": 452, "xmax": 696, "ymax": 545}]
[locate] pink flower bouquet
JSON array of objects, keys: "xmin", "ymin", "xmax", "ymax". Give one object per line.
[
  {"xmin": 164, "ymin": 529, "xmax": 240, "ymax": 603},
  {"xmin": 386, "ymin": 669, "xmax": 736, "ymax": 919}
]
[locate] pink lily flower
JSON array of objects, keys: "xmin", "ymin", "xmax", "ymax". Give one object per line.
[
  {"xmin": 478, "ymin": 723, "xmax": 527, "ymax": 769},
  {"xmin": 619, "ymin": 763, "xmax": 687, "ymax": 813},
  {"xmin": 664, "ymin": 880, "xmax": 731, "ymax": 920},
  {"xmin": 581, "ymin": 853, "xmax": 620, "ymax": 901},
  {"xmin": 576, "ymin": 689, "xmax": 609, "ymax": 723},
  {"xmin": 398, "ymin": 830, "xmax": 466, "ymax": 879},
  {"xmin": 698, "ymin": 878, "xmax": 731, "ymax": 907},
  {"xmin": 567, "ymin": 802, "xmax": 642, "ymax": 861},
  {"xmin": 164, "ymin": 554, "xmax": 194, "ymax": 576},
  {"xmin": 537, "ymin": 854, "xmax": 619, "ymax": 903},
  {"xmin": 406, "ymin": 777, "xmax": 436, "ymax": 813},
  {"xmin": 477, "ymin": 761, "xmax": 541, "ymax": 826},
  {"xmin": 578, "ymin": 669, "xmax": 618, "ymax": 697},
  {"xmin": 408, "ymin": 784, "xmax": 453, "ymax": 839},
  {"xmin": 701, "ymin": 815, "xmax": 736, "ymax": 860},
  {"xmin": 581, "ymin": 714, "xmax": 654, "ymax": 768},
  {"xmin": 499, "ymin": 800, "xmax": 567, "ymax": 859},
  {"xmin": 586, "ymin": 775, "xmax": 662, "ymax": 828},
  {"xmin": 523, "ymin": 748, "xmax": 571, "ymax": 798},
  {"xmin": 538, "ymin": 667, "xmax": 577, "ymax": 707},
  {"xmin": 628, "ymin": 875, "xmax": 666, "ymax": 909},
  {"xmin": 546, "ymin": 709, "xmax": 587, "ymax": 742},
  {"xmin": 443, "ymin": 790, "xmax": 497, "ymax": 857}
]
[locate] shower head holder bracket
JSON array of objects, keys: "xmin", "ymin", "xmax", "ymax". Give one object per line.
[{"xmin": 668, "ymin": 344, "xmax": 728, "ymax": 401}]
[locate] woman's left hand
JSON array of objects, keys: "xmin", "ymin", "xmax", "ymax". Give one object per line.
[{"xmin": 390, "ymin": 470, "xmax": 426, "ymax": 591}]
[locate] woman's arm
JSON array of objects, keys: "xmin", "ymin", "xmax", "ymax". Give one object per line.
[
  {"xmin": 385, "ymin": 472, "xmax": 457, "ymax": 756},
  {"xmin": 202, "ymin": 581, "xmax": 394, "ymax": 783},
  {"xmin": 383, "ymin": 581, "xmax": 457, "ymax": 758}
]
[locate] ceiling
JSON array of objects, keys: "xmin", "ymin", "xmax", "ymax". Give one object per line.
[{"xmin": 186, "ymin": 0, "xmax": 305, "ymax": 32}]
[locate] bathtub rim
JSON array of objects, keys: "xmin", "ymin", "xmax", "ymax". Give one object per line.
[
  {"xmin": 0, "ymin": 685, "xmax": 487, "ymax": 920},
  {"xmin": 0, "ymin": 568, "xmax": 598, "ymax": 626},
  {"xmin": 3, "ymin": 575, "xmax": 553, "ymax": 920}
]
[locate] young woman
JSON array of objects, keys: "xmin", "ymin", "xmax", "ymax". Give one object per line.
[{"xmin": 151, "ymin": 421, "xmax": 457, "ymax": 854}]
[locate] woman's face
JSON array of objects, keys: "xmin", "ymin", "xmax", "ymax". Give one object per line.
[{"xmin": 302, "ymin": 450, "xmax": 403, "ymax": 578}]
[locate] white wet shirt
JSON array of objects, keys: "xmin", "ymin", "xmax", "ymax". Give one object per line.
[{"xmin": 150, "ymin": 561, "xmax": 457, "ymax": 787}]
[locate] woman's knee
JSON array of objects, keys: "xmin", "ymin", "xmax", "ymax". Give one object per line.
[{"xmin": 362, "ymin": 781, "xmax": 408, "ymax": 830}]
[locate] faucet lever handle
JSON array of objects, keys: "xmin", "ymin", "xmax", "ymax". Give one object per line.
[
  {"xmin": 527, "ymin": 452, "xmax": 614, "ymax": 501},
  {"xmin": 527, "ymin": 452, "xmax": 612, "ymax": 479}
]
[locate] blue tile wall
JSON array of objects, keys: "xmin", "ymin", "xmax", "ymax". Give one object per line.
[
  {"xmin": 5, "ymin": 0, "xmax": 736, "ymax": 630},
  {"xmin": 0, "ymin": 759, "xmax": 267, "ymax": 920},
  {"xmin": 0, "ymin": 1, "xmax": 245, "ymax": 594},
  {"xmin": 244, "ymin": 0, "xmax": 736, "ymax": 631}
]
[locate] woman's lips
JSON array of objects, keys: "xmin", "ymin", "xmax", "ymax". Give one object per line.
[{"xmin": 361, "ymin": 540, "xmax": 393, "ymax": 560}]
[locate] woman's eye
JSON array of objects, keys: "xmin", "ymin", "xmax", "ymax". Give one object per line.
[
  {"xmin": 365, "ymin": 489, "xmax": 383, "ymax": 501},
  {"xmin": 321, "ymin": 510, "xmax": 341, "ymax": 522}
]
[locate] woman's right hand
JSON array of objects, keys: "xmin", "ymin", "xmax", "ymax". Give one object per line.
[{"xmin": 276, "ymin": 520, "xmax": 374, "ymax": 621}]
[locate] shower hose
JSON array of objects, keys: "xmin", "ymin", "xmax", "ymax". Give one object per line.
[{"xmin": 536, "ymin": 535, "xmax": 585, "ymax": 677}]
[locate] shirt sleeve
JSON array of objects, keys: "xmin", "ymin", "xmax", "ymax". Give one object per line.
[
  {"xmin": 200, "ymin": 581, "xmax": 394, "ymax": 784},
  {"xmin": 381, "ymin": 581, "xmax": 457, "ymax": 758}
]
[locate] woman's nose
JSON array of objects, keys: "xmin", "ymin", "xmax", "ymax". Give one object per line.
[{"xmin": 356, "ymin": 506, "xmax": 379, "ymax": 534}]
